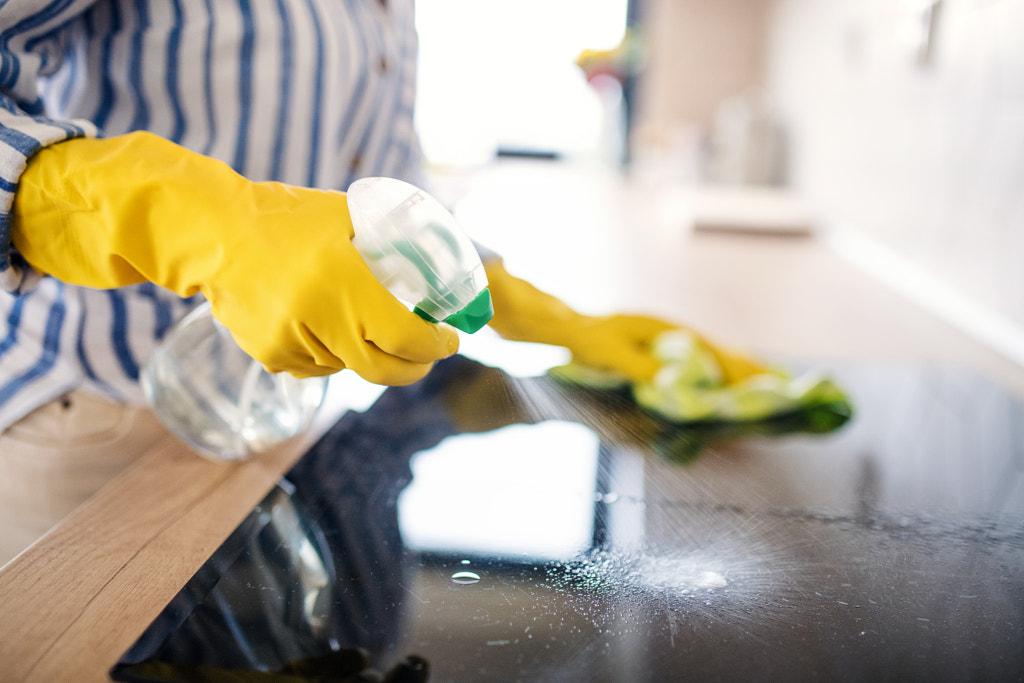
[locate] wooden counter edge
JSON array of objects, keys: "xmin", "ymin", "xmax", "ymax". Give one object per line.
[{"xmin": 0, "ymin": 400, "xmax": 343, "ymax": 683}]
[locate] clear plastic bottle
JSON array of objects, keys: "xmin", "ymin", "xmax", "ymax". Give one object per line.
[
  {"xmin": 140, "ymin": 303, "xmax": 329, "ymax": 462},
  {"xmin": 141, "ymin": 177, "xmax": 491, "ymax": 461}
]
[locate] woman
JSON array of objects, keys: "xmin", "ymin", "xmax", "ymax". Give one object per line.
[{"xmin": 0, "ymin": 1, "xmax": 709, "ymax": 564}]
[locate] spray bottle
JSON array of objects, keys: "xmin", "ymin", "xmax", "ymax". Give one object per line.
[{"xmin": 140, "ymin": 177, "xmax": 493, "ymax": 461}]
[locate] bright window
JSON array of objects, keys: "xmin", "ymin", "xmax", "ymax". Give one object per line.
[{"xmin": 415, "ymin": 0, "xmax": 629, "ymax": 165}]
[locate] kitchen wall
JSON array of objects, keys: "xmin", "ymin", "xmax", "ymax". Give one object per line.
[
  {"xmin": 634, "ymin": 0, "xmax": 1024, "ymax": 358},
  {"xmin": 633, "ymin": 0, "xmax": 771, "ymax": 153},
  {"xmin": 764, "ymin": 0, "xmax": 1024, "ymax": 336}
]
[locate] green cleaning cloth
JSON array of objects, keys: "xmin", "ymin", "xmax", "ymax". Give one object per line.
[{"xmin": 549, "ymin": 329, "xmax": 853, "ymax": 427}]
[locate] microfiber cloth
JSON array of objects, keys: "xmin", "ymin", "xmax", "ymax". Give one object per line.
[{"xmin": 549, "ymin": 329, "xmax": 853, "ymax": 427}]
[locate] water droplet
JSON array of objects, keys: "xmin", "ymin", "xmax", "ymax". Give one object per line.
[
  {"xmin": 451, "ymin": 571, "xmax": 481, "ymax": 584},
  {"xmin": 460, "ymin": 559, "xmax": 471, "ymax": 565}
]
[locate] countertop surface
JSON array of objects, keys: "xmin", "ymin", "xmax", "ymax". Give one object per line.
[
  {"xmin": 3, "ymin": 162, "xmax": 1024, "ymax": 682},
  {"xmin": 111, "ymin": 356, "xmax": 1024, "ymax": 682}
]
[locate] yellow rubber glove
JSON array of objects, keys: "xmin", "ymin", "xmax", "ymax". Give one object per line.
[
  {"xmin": 484, "ymin": 260, "xmax": 768, "ymax": 384},
  {"xmin": 11, "ymin": 132, "xmax": 458, "ymax": 385}
]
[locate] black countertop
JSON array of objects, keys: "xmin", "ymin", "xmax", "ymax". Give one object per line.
[{"xmin": 112, "ymin": 354, "xmax": 1024, "ymax": 682}]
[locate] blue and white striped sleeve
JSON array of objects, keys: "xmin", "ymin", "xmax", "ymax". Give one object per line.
[{"xmin": 0, "ymin": 0, "xmax": 101, "ymax": 295}]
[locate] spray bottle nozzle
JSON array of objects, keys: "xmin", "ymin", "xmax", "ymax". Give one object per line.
[{"xmin": 347, "ymin": 177, "xmax": 493, "ymax": 333}]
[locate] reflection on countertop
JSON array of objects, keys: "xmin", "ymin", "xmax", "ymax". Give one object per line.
[{"xmin": 112, "ymin": 353, "xmax": 1024, "ymax": 682}]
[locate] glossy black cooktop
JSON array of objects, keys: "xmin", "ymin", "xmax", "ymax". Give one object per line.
[{"xmin": 112, "ymin": 355, "xmax": 1024, "ymax": 682}]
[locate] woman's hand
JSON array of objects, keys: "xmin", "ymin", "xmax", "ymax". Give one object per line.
[{"xmin": 484, "ymin": 260, "xmax": 767, "ymax": 384}]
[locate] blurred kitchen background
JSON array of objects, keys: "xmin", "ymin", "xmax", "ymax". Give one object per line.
[{"xmin": 413, "ymin": 0, "xmax": 1024, "ymax": 370}]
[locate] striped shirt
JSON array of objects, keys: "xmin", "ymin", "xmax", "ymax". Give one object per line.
[{"xmin": 0, "ymin": 0, "xmax": 425, "ymax": 430}]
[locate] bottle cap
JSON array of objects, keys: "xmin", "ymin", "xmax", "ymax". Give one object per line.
[{"xmin": 414, "ymin": 288, "xmax": 494, "ymax": 333}]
